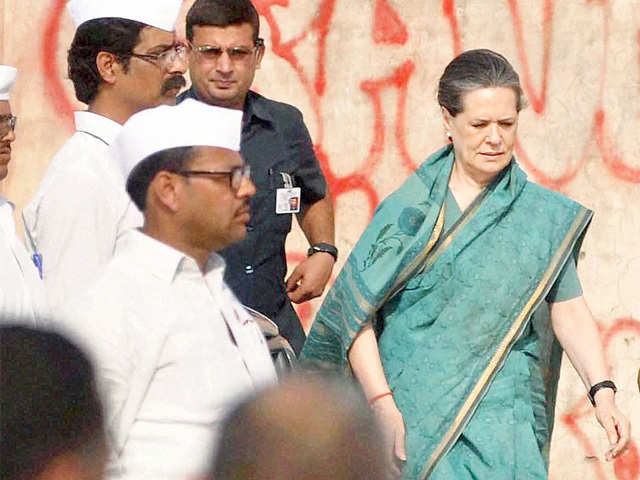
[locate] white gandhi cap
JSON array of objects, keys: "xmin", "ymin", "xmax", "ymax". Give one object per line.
[
  {"xmin": 67, "ymin": 0, "xmax": 183, "ymax": 31},
  {"xmin": 113, "ymin": 99, "xmax": 244, "ymax": 179},
  {"xmin": 0, "ymin": 65, "xmax": 17, "ymax": 101}
]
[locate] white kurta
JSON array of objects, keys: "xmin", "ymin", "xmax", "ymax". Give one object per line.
[
  {"xmin": 22, "ymin": 112, "xmax": 143, "ymax": 315},
  {"xmin": 57, "ymin": 229, "xmax": 277, "ymax": 480},
  {"xmin": 0, "ymin": 196, "xmax": 48, "ymax": 326}
]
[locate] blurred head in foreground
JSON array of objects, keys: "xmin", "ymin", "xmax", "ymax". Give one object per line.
[
  {"xmin": 212, "ymin": 375, "xmax": 386, "ymax": 480},
  {"xmin": 0, "ymin": 325, "xmax": 106, "ymax": 480}
]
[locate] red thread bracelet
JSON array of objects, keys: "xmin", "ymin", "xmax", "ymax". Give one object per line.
[{"xmin": 368, "ymin": 391, "xmax": 393, "ymax": 405}]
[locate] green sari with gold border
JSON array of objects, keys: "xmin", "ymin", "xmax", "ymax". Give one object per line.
[{"xmin": 301, "ymin": 145, "xmax": 592, "ymax": 478}]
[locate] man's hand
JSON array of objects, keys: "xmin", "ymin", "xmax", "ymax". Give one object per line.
[{"xmin": 286, "ymin": 252, "xmax": 335, "ymax": 303}]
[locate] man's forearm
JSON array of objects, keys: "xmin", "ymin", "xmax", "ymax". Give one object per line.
[{"xmin": 297, "ymin": 190, "xmax": 335, "ymax": 245}]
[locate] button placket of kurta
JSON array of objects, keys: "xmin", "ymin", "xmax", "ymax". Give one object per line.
[
  {"xmin": 204, "ymin": 271, "xmax": 253, "ymax": 379},
  {"xmin": 203, "ymin": 265, "xmax": 274, "ymax": 389}
]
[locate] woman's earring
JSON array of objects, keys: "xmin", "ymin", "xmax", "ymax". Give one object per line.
[{"xmin": 446, "ymin": 132, "xmax": 453, "ymax": 141}]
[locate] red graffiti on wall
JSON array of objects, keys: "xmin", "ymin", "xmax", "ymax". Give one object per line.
[
  {"xmin": 42, "ymin": 0, "xmax": 75, "ymax": 128},
  {"xmin": 507, "ymin": 0, "xmax": 554, "ymax": 115},
  {"xmin": 596, "ymin": 108, "xmax": 640, "ymax": 183},
  {"xmin": 373, "ymin": 0, "xmax": 408, "ymax": 45},
  {"xmin": 40, "ymin": 0, "xmax": 640, "ymax": 191},
  {"xmin": 361, "ymin": 60, "xmax": 417, "ymax": 177},
  {"xmin": 442, "ymin": 0, "xmax": 462, "ymax": 56},
  {"xmin": 517, "ymin": 1, "xmax": 637, "ymax": 190}
]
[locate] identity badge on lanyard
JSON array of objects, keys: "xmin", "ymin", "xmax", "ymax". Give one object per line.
[{"xmin": 276, "ymin": 172, "xmax": 301, "ymax": 214}]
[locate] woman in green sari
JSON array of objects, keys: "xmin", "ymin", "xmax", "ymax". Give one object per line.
[{"xmin": 301, "ymin": 49, "xmax": 630, "ymax": 479}]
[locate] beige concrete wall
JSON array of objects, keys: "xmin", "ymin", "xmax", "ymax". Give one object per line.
[{"xmin": 2, "ymin": 1, "xmax": 640, "ymax": 477}]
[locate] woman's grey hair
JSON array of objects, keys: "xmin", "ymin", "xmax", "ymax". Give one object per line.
[{"xmin": 438, "ymin": 49, "xmax": 526, "ymax": 116}]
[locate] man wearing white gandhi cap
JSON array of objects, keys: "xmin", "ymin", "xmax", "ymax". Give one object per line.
[
  {"xmin": 57, "ymin": 99, "xmax": 277, "ymax": 480},
  {"xmin": 0, "ymin": 66, "xmax": 48, "ymax": 326},
  {"xmin": 23, "ymin": 0, "xmax": 188, "ymax": 316}
]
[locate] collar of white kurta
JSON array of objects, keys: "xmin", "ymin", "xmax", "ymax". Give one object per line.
[
  {"xmin": 112, "ymin": 99, "xmax": 243, "ymax": 180},
  {"xmin": 119, "ymin": 229, "xmax": 226, "ymax": 284},
  {"xmin": 0, "ymin": 65, "xmax": 17, "ymax": 101},
  {"xmin": 66, "ymin": 0, "xmax": 183, "ymax": 31},
  {"xmin": 74, "ymin": 111, "xmax": 122, "ymax": 146}
]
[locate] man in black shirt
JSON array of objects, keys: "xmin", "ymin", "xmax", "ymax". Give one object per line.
[{"xmin": 180, "ymin": 0, "xmax": 336, "ymax": 354}]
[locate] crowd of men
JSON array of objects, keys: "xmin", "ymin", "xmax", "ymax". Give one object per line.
[{"xmin": 0, "ymin": 0, "xmax": 378, "ymax": 479}]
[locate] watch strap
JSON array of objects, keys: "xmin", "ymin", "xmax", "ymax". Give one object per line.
[
  {"xmin": 307, "ymin": 242, "xmax": 338, "ymax": 261},
  {"xmin": 588, "ymin": 380, "xmax": 617, "ymax": 406}
]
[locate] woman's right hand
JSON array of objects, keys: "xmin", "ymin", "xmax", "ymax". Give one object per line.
[
  {"xmin": 371, "ymin": 395, "xmax": 407, "ymax": 479},
  {"xmin": 346, "ymin": 323, "xmax": 406, "ymax": 476}
]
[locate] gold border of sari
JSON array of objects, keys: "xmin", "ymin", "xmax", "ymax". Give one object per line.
[{"xmin": 418, "ymin": 207, "xmax": 593, "ymax": 479}]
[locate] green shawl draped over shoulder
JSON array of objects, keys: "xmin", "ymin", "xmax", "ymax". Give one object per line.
[{"xmin": 301, "ymin": 145, "xmax": 592, "ymax": 478}]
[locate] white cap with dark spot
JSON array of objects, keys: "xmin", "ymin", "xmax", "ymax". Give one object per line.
[
  {"xmin": 112, "ymin": 99, "xmax": 243, "ymax": 180},
  {"xmin": 0, "ymin": 65, "xmax": 17, "ymax": 101},
  {"xmin": 66, "ymin": 0, "xmax": 183, "ymax": 31}
]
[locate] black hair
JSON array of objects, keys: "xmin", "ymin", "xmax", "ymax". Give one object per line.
[
  {"xmin": 438, "ymin": 48, "xmax": 526, "ymax": 116},
  {"xmin": 126, "ymin": 146, "xmax": 196, "ymax": 211},
  {"xmin": 186, "ymin": 0, "xmax": 260, "ymax": 42},
  {"xmin": 0, "ymin": 325, "xmax": 105, "ymax": 480},
  {"xmin": 68, "ymin": 18, "xmax": 146, "ymax": 104}
]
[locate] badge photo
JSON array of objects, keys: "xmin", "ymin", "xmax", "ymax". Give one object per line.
[{"xmin": 276, "ymin": 187, "xmax": 301, "ymax": 214}]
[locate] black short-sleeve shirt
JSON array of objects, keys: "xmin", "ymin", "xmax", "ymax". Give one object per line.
[{"xmin": 178, "ymin": 89, "xmax": 327, "ymax": 354}]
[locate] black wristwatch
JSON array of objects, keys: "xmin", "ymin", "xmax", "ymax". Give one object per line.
[
  {"xmin": 307, "ymin": 243, "xmax": 338, "ymax": 262},
  {"xmin": 588, "ymin": 380, "xmax": 617, "ymax": 406}
]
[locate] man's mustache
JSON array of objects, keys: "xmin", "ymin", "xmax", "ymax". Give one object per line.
[{"xmin": 162, "ymin": 75, "xmax": 187, "ymax": 95}]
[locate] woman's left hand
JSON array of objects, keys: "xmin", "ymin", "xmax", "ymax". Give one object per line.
[
  {"xmin": 550, "ymin": 298, "xmax": 631, "ymax": 460},
  {"xmin": 593, "ymin": 389, "xmax": 631, "ymax": 460}
]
